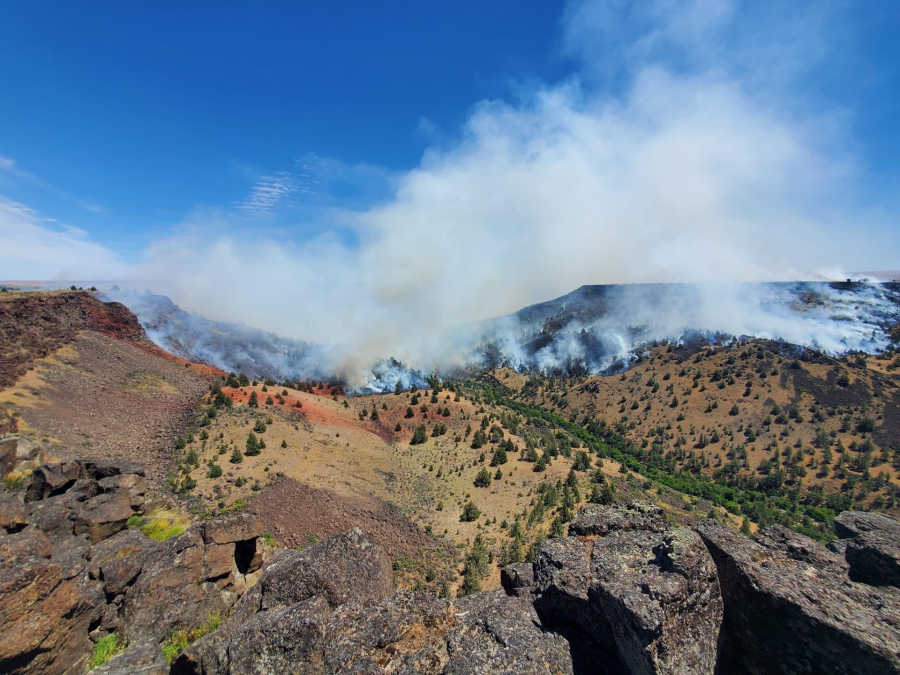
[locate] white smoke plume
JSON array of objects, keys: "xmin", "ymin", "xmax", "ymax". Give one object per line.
[{"xmin": 116, "ymin": 0, "xmax": 897, "ymax": 389}]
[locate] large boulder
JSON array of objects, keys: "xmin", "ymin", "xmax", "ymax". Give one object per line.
[
  {"xmin": 500, "ymin": 562, "xmax": 535, "ymax": 598},
  {"xmin": 834, "ymin": 510, "xmax": 900, "ymax": 539},
  {"xmin": 175, "ymin": 528, "xmax": 394, "ymax": 673},
  {"xmin": 754, "ymin": 524, "xmax": 850, "ymax": 574},
  {"xmin": 696, "ymin": 518, "xmax": 900, "ymax": 674},
  {"xmin": 533, "ymin": 537, "xmax": 608, "ymax": 641},
  {"xmin": 114, "ymin": 528, "xmax": 238, "ymax": 642},
  {"xmin": 443, "ymin": 589, "xmax": 575, "ymax": 675},
  {"xmin": 201, "ymin": 512, "xmax": 264, "ymax": 546},
  {"xmin": 74, "ymin": 491, "xmax": 137, "ymax": 543},
  {"xmin": 0, "ymin": 493, "xmax": 28, "ymax": 533},
  {"xmin": 258, "ymin": 527, "xmax": 394, "ymax": 610},
  {"xmin": 568, "ymin": 501, "xmax": 667, "ymax": 537},
  {"xmin": 24, "ymin": 461, "xmax": 81, "ymax": 502},
  {"xmin": 0, "ymin": 551, "xmax": 103, "ymax": 675},
  {"xmin": 534, "ymin": 503, "xmax": 722, "ymax": 675},
  {"xmin": 833, "ymin": 511, "xmax": 900, "ymax": 587},
  {"xmin": 589, "ymin": 527, "xmax": 722, "ymax": 675},
  {"xmin": 179, "ymin": 583, "xmax": 577, "ymax": 675}
]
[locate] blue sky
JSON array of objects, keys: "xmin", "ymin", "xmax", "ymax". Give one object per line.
[
  {"xmin": 0, "ymin": 0, "xmax": 898, "ymax": 291},
  {"xmin": 0, "ymin": 2, "xmax": 569, "ymax": 257}
]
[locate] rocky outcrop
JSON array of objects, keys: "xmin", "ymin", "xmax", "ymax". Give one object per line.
[
  {"xmin": 568, "ymin": 501, "xmax": 667, "ymax": 537},
  {"xmin": 256, "ymin": 527, "xmax": 394, "ymax": 611},
  {"xmin": 0, "ymin": 459, "xmax": 263, "ymax": 675},
  {"xmin": 175, "ymin": 531, "xmax": 577, "ymax": 675},
  {"xmin": 500, "ymin": 561, "xmax": 534, "ymax": 598},
  {"xmin": 5, "ymin": 466, "xmax": 900, "ymax": 675},
  {"xmin": 832, "ymin": 510, "xmax": 900, "ymax": 587},
  {"xmin": 754, "ymin": 523, "xmax": 850, "ymax": 574},
  {"xmin": 533, "ymin": 503, "xmax": 723, "ymax": 675},
  {"xmin": 696, "ymin": 518, "xmax": 900, "ymax": 674}
]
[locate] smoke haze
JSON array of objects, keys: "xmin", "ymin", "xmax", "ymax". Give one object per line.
[{"xmin": 106, "ymin": 0, "xmax": 897, "ymax": 386}]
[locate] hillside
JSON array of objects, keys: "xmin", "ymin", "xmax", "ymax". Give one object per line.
[
  {"xmin": 478, "ymin": 338, "xmax": 900, "ymax": 537},
  {"xmin": 0, "ymin": 290, "xmax": 222, "ymax": 488}
]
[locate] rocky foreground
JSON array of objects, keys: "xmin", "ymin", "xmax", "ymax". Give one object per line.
[{"xmin": 2, "ymin": 459, "xmax": 900, "ymax": 674}]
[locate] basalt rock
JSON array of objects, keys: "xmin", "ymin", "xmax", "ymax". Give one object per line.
[
  {"xmin": 833, "ymin": 510, "xmax": 900, "ymax": 587},
  {"xmin": 91, "ymin": 636, "xmax": 168, "ymax": 675},
  {"xmin": 696, "ymin": 518, "xmax": 900, "ymax": 674},
  {"xmin": 257, "ymin": 527, "xmax": 394, "ymax": 610},
  {"xmin": 177, "ymin": 551, "xmax": 577, "ymax": 675},
  {"xmin": 533, "ymin": 503, "xmax": 723, "ymax": 675},
  {"xmin": 754, "ymin": 524, "xmax": 850, "ymax": 574},
  {"xmin": 568, "ymin": 501, "xmax": 667, "ymax": 537},
  {"xmin": 500, "ymin": 562, "xmax": 534, "ymax": 598},
  {"xmin": 0, "ymin": 457, "xmax": 263, "ymax": 675}
]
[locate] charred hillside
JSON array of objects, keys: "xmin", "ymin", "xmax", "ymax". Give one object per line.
[{"xmin": 0, "ymin": 290, "xmax": 148, "ymax": 388}]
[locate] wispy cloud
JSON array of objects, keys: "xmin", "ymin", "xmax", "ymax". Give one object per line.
[
  {"xmin": 233, "ymin": 154, "xmax": 393, "ymax": 220},
  {"xmin": 0, "ymin": 155, "xmax": 38, "ymax": 183},
  {"xmin": 77, "ymin": 199, "xmax": 108, "ymax": 214},
  {"xmin": 234, "ymin": 170, "xmax": 298, "ymax": 216}
]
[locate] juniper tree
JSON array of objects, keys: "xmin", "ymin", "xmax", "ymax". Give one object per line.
[
  {"xmin": 460, "ymin": 500, "xmax": 480, "ymax": 522},
  {"xmin": 474, "ymin": 467, "xmax": 492, "ymax": 487},
  {"xmin": 411, "ymin": 425, "xmax": 427, "ymax": 445},
  {"xmin": 245, "ymin": 432, "xmax": 260, "ymax": 456}
]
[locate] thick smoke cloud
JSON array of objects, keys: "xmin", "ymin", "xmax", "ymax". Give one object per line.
[{"xmin": 122, "ymin": 0, "xmax": 896, "ymax": 388}]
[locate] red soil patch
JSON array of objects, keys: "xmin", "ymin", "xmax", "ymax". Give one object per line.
[
  {"xmin": 137, "ymin": 342, "xmax": 227, "ymax": 378},
  {"xmin": 222, "ymin": 386, "xmax": 395, "ymax": 442}
]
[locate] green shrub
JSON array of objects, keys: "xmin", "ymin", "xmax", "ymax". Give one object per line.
[
  {"xmin": 90, "ymin": 633, "xmax": 126, "ymax": 669},
  {"xmin": 140, "ymin": 507, "xmax": 188, "ymax": 541},
  {"xmin": 161, "ymin": 612, "xmax": 224, "ymax": 663},
  {"xmin": 460, "ymin": 500, "xmax": 480, "ymax": 522}
]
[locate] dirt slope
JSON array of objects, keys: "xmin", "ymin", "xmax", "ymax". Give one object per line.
[{"xmin": 0, "ymin": 291, "xmax": 221, "ymax": 489}]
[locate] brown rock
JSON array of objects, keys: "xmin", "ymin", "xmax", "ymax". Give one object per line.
[
  {"xmin": 97, "ymin": 472, "xmax": 146, "ymax": 510},
  {"xmin": 201, "ymin": 512, "xmax": 264, "ymax": 546},
  {"xmin": 258, "ymin": 527, "xmax": 394, "ymax": 610},
  {"xmin": 0, "ymin": 556, "xmax": 102, "ymax": 675},
  {"xmin": 74, "ymin": 491, "xmax": 136, "ymax": 543},
  {"xmin": 0, "ymin": 493, "xmax": 28, "ymax": 533},
  {"xmin": 24, "ymin": 461, "xmax": 80, "ymax": 502},
  {"xmin": 0, "ymin": 529, "xmax": 53, "ymax": 563},
  {"xmin": 204, "ymin": 542, "xmax": 236, "ymax": 580}
]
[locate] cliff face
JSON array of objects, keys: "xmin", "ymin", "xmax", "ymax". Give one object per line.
[
  {"xmin": 5, "ymin": 455, "xmax": 898, "ymax": 675},
  {"xmin": 0, "ymin": 291, "xmax": 147, "ymax": 388}
]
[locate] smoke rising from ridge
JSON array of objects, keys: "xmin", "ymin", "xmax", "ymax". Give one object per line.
[{"xmin": 119, "ymin": 0, "xmax": 897, "ymax": 388}]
